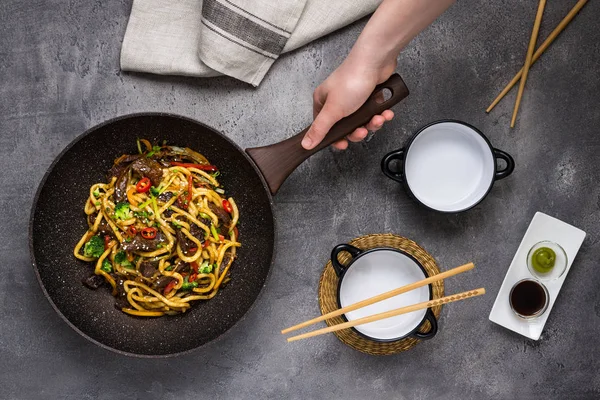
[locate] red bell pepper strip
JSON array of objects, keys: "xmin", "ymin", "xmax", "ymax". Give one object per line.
[
  {"xmin": 104, "ymin": 235, "xmax": 111, "ymax": 250},
  {"xmin": 141, "ymin": 227, "xmax": 157, "ymax": 239},
  {"xmin": 222, "ymin": 199, "xmax": 233, "ymax": 213},
  {"xmin": 187, "ymin": 175, "xmax": 193, "ymax": 206},
  {"xmin": 136, "ymin": 177, "xmax": 151, "ymax": 193},
  {"xmin": 163, "ymin": 280, "xmax": 177, "ymax": 295},
  {"xmin": 170, "ymin": 162, "xmax": 218, "ymax": 172},
  {"xmin": 191, "ymin": 261, "xmax": 199, "ymax": 274},
  {"xmin": 189, "ymin": 273, "xmax": 198, "ymax": 283}
]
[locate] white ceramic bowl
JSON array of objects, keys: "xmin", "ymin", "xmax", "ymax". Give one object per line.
[
  {"xmin": 331, "ymin": 244, "xmax": 437, "ymax": 342},
  {"xmin": 382, "ymin": 120, "xmax": 514, "ymax": 213}
]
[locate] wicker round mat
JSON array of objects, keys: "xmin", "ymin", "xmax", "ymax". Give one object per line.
[{"xmin": 318, "ymin": 233, "xmax": 444, "ymax": 356}]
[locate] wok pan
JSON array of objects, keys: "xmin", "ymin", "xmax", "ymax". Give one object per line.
[{"xmin": 30, "ymin": 74, "xmax": 409, "ymax": 356}]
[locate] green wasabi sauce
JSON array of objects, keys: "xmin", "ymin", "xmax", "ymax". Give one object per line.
[{"xmin": 531, "ymin": 247, "xmax": 556, "ymax": 273}]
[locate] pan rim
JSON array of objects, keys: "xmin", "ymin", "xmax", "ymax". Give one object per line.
[{"xmin": 29, "ymin": 112, "xmax": 276, "ymax": 358}]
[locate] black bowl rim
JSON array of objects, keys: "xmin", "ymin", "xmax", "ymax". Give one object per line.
[
  {"xmin": 28, "ymin": 112, "xmax": 277, "ymax": 358},
  {"xmin": 335, "ymin": 247, "xmax": 434, "ymax": 343},
  {"xmin": 395, "ymin": 119, "xmax": 502, "ymax": 214}
]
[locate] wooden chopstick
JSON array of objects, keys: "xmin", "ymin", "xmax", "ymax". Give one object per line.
[
  {"xmin": 286, "ymin": 288, "xmax": 486, "ymax": 342},
  {"xmin": 281, "ymin": 262, "xmax": 474, "ymax": 335},
  {"xmin": 510, "ymin": 0, "xmax": 547, "ymax": 128},
  {"xmin": 487, "ymin": 0, "xmax": 588, "ymax": 113}
]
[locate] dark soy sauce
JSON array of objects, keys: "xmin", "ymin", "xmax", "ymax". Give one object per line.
[{"xmin": 510, "ymin": 280, "xmax": 547, "ymax": 317}]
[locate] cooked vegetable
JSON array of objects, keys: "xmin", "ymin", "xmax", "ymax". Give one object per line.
[
  {"xmin": 141, "ymin": 227, "xmax": 158, "ymax": 239},
  {"xmin": 199, "ymin": 261, "xmax": 213, "ymax": 274},
  {"xmin": 146, "ymin": 145, "xmax": 161, "ymax": 158},
  {"xmin": 181, "ymin": 276, "xmax": 199, "ymax": 290},
  {"xmin": 170, "ymin": 162, "xmax": 218, "ymax": 172},
  {"xmin": 150, "ymin": 186, "xmax": 160, "ymax": 197},
  {"xmin": 163, "ymin": 279, "xmax": 177, "ymax": 295},
  {"xmin": 114, "ymin": 202, "xmax": 132, "ymax": 220},
  {"xmin": 222, "ymin": 199, "xmax": 233, "ymax": 213},
  {"xmin": 136, "ymin": 177, "xmax": 151, "ymax": 193},
  {"xmin": 210, "ymin": 224, "xmax": 219, "ymax": 241},
  {"xmin": 101, "ymin": 259, "xmax": 113, "ymax": 273},
  {"xmin": 114, "ymin": 251, "xmax": 133, "ymax": 269},
  {"xmin": 83, "ymin": 236, "xmax": 105, "ymax": 258}
]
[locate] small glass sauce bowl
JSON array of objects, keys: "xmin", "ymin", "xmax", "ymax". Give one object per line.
[{"xmin": 526, "ymin": 240, "xmax": 568, "ymax": 281}]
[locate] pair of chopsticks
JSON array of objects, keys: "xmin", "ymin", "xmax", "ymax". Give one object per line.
[
  {"xmin": 282, "ymin": 262, "xmax": 484, "ymax": 342},
  {"xmin": 487, "ymin": 0, "xmax": 589, "ymax": 127}
]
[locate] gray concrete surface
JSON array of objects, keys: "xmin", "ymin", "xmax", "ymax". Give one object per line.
[{"xmin": 2, "ymin": 1, "xmax": 599, "ymax": 399}]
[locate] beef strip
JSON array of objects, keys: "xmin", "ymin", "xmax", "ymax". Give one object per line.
[
  {"xmin": 189, "ymin": 223, "xmax": 206, "ymax": 241},
  {"xmin": 107, "ymin": 154, "xmax": 141, "ymax": 180},
  {"xmin": 139, "ymin": 260, "xmax": 159, "ymax": 278},
  {"xmin": 174, "ymin": 260, "xmax": 190, "ymax": 274},
  {"xmin": 121, "ymin": 232, "xmax": 167, "ymax": 253},
  {"xmin": 175, "ymin": 229, "xmax": 193, "ymax": 256},
  {"xmin": 208, "ymin": 202, "xmax": 232, "ymax": 233},
  {"xmin": 157, "ymin": 191, "xmax": 174, "ymax": 203},
  {"xmin": 113, "ymin": 170, "xmax": 129, "ymax": 203},
  {"xmin": 112, "ymin": 276, "xmax": 129, "ymax": 310},
  {"xmin": 130, "ymin": 158, "xmax": 164, "ymax": 187},
  {"xmin": 153, "ymin": 276, "xmax": 176, "ymax": 291},
  {"xmin": 159, "ymin": 192, "xmax": 176, "ymax": 218}
]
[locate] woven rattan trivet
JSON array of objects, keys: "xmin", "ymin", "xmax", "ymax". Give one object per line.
[{"xmin": 318, "ymin": 233, "xmax": 444, "ymax": 355}]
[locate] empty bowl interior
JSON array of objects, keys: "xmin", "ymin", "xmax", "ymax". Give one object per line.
[
  {"xmin": 405, "ymin": 122, "xmax": 494, "ymax": 212},
  {"xmin": 339, "ymin": 250, "xmax": 429, "ymax": 340}
]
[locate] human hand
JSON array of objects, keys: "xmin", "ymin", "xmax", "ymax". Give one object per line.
[{"xmin": 301, "ymin": 59, "xmax": 396, "ymax": 150}]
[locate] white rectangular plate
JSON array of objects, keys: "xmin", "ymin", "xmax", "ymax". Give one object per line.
[{"xmin": 488, "ymin": 212, "xmax": 586, "ymax": 340}]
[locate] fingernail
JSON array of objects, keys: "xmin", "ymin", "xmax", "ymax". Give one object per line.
[{"xmin": 301, "ymin": 137, "xmax": 312, "ymax": 149}]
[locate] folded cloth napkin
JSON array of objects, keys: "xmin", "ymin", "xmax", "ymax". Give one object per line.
[{"xmin": 120, "ymin": 0, "xmax": 381, "ymax": 86}]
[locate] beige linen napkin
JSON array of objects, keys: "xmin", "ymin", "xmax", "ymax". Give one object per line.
[{"xmin": 120, "ymin": 0, "xmax": 381, "ymax": 86}]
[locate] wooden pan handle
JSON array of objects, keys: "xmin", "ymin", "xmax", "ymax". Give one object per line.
[{"xmin": 246, "ymin": 74, "xmax": 409, "ymax": 195}]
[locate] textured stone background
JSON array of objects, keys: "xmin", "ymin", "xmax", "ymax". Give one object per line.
[{"xmin": 1, "ymin": 1, "xmax": 599, "ymax": 399}]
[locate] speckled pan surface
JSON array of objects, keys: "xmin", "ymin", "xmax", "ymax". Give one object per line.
[{"xmin": 29, "ymin": 113, "xmax": 275, "ymax": 357}]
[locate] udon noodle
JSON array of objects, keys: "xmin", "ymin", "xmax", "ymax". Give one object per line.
[{"xmin": 74, "ymin": 140, "xmax": 240, "ymax": 317}]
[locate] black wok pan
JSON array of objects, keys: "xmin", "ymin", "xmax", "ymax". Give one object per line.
[{"xmin": 29, "ymin": 74, "xmax": 409, "ymax": 356}]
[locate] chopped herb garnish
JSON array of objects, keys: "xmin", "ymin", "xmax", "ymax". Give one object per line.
[
  {"xmin": 93, "ymin": 190, "xmax": 100, "ymax": 198},
  {"xmin": 133, "ymin": 211, "xmax": 151, "ymax": 219},
  {"xmin": 146, "ymin": 145, "xmax": 161, "ymax": 158},
  {"xmin": 210, "ymin": 224, "xmax": 219, "ymax": 241}
]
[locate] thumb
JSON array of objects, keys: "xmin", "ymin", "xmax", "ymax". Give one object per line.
[{"xmin": 302, "ymin": 103, "xmax": 342, "ymax": 150}]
